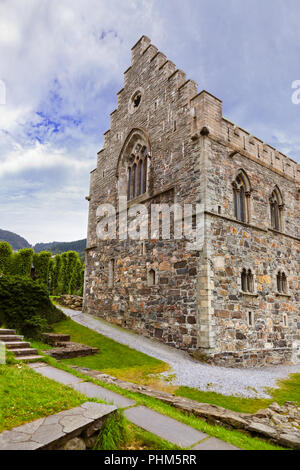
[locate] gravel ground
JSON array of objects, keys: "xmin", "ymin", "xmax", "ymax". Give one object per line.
[{"xmin": 61, "ymin": 307, "xmax": 300, "ymax": 398}]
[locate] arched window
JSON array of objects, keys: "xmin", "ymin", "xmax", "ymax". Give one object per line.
[
  {"xmin": 232, "ymin": 171, "xmax": 251, "ymax": 223},
  {"xmin": 127, "ymin": 144, "xmax": 148, "ymax": 201},
  {"xmin": 148, "ymin": 269, "xmax": 156, "ymax": 286},
  {"xmin": 117, "ymin": 129, "xmax": 151, "ymax": 202},
  {"xmin": 277, "ymin": 271, "xmax": 287, "ymax": 294},
  {"xmin": 241, "ymin": 268, "xmax": 254, "ymax": 293},
  {"xmin": 270, "ymin": 186, "xmax": 283, "ymax": 231}
]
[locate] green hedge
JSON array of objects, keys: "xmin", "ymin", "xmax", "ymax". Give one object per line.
[
  {"xmin": 0, "ymin": 276, "xmax": 66, "ymax": 338},
  {"xmin": 0, "ymin": 241, "xmax": 85, "ymax": 295},
  {"xmin": 0, "ymin": 242, "xmax": 13, "ymax": 274}
]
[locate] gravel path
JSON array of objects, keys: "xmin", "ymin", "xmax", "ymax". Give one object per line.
[{"xmin": 62, "ymin": 307, "xmax": 300, "ymax": 398}]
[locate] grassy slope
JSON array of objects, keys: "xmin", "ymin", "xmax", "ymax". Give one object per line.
[{"xmin": 49, "ymin": 317, "xmax": 169, "ymax": 385}]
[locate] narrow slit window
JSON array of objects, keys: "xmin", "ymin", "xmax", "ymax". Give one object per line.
[
  {"xmin": 247, "ymin": 311, "xmax": 254, "ymax": 327},
  {"xmin": 148, "ymin": 269, "xmax": 156, "ymax": 286},
  {"xmin": 108, "ymin": 259, "xmax": 114, "ymax": 288}
]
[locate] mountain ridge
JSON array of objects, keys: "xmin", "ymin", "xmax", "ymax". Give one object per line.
[{"xmin": 0, "ymin": 228, "xmax": 86, "ymax": 258}]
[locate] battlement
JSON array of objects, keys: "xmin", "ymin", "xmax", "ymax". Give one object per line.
[{"xmin": 191, "ymin": 90, "xmax": 300, "ymax": 183}]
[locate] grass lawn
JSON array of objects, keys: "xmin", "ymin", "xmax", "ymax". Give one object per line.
[
  {"xmin": 42, "ymin": 317, "xmax": 169, "ymax": 386},
  {"xmin": 0, "ymin": 363, "xmax": 183, "ymax": 450},
  {"xmin": 0, "ymin": 363, "xmax": 87, "ymax": 432}
]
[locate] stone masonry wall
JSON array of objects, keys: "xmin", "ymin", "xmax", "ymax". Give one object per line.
[{"xmin": 198, "ymin": 136, "xmax": 300, "ymax": 367}]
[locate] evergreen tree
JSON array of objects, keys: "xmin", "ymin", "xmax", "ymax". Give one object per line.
[
  {"xmin": 33, "ymin": 251, "xmax": 52, "ymax": 288},
  {"xmin": 0, "ymin": 242, "xmax": 13, "ymax": 275},
  {"xmin": 51, "ymin": 254, "xmax": 62, "ymax": 295}
]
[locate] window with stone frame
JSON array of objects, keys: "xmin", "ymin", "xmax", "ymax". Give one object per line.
[
  {"xmin": 247, "ymin": 311, "xmax": 254, "ymax": 327},
  {"xmin": 277, "ymin": 271, "xmax": 288, "ymax": 294},
  {"xmin": 270, "ymin": 186, "xmax": 283, "ymax": 231},
  {"xmin": 232, "ymin": 171, "xmax": 251, "ymax": 223},
  {"xmin": 127, "ymin": 144, "xmax": 148, "ymax": 201},
  {"xmin": 241, "ymin": 268, "xmax": 254, "ymax": 293},
  {"xmin": 108, "ymin": 259, "xmax": 115, "ymax": 288},
  {"xmin": 148, "ymin": 268, "xmax": 156, "ymax": 286}
]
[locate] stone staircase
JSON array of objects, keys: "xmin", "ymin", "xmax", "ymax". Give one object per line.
[{"xmin": 0, "ymin": 329, "xmax": 43, "ymax": 361}]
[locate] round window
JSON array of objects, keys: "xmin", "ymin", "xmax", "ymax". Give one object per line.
[{"xmin": 128, "ymin": 88, "xmax": 144, "ymax": 114}]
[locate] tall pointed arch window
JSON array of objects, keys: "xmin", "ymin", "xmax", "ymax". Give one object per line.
[
  {"xmin": 270, "ymin": 186, "xmax": 283, "ymax": 231},
  {"xmin": 127, "ymin": 144, "xmax": 148, "ymax": 200},
  {"xmin": 232, "ymin": 171, "xmax": 251, "ymax": 223}
]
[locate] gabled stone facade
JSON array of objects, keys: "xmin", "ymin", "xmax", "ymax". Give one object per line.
[{"xmin": 83, "ymin": 36, "xmax": 300, "ymax": 367}]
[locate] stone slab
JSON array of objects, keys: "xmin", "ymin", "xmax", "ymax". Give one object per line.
[
  {"xmin": 72, "ymin": 381, "xmax": 135, "ymax": 408},
  {"xmin": 28, "ymin": 362, "xmax": 48, "ymax": 368},
  {"xmin": 29, "ymin": 365, "xmax": 83, "ymax": 385},
  {"xmin": 124, "ymin": 406, "xmax": 207, "ymax": 448},
  {"xmin": 0, "ymin": 402, "xmax": 116, "ymax": 450},
  {"xmin": 191, "ymin": 437, "xmax": 239, "ymax": 450}
]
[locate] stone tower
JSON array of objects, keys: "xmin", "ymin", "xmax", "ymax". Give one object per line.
[{"xmin": 83, "ymin": 36, "xmax": 300, "ymax": 367}]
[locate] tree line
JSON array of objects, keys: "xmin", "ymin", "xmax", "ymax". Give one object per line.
[{"xmin": 0, "ymin": 241, "xmax": 84, "ymax": 296}]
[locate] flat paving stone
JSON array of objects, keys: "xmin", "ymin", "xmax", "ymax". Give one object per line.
[
  {"xmin": 191, "ymin": 437, "xmax": 239, "ymax": 450},
  {"xmin": 28, "ymin": 362, "xmax": 48, "ymax": 368},
  {"xmin": 0, "ymin": 402, "xmax": 116, "ymax": 450},
  {"xmin": 29, "ymin": 365, "xmax": 82, "ymax": 385},
  {"xmin": 72, "ymin": 381, "xmax": 135, "ymax": 408},
  {"xmin": 124, "ymin": 406, "xmax": 207, "ymax": 448}
]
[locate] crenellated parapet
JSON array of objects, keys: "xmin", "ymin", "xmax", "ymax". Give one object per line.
[{"xmin": 190, "ymin": 90, "xmax": 300, "ymax": 184}]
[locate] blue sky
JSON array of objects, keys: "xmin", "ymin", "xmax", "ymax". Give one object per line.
[{"xmin": 0, "ymin": 0, "xmax": 299, "ymax": 244}]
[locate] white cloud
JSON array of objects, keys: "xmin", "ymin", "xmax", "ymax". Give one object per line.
[
  {"xmin": 0, "ymin": 0, "xmax": 299, "ymax": 244},
  {"xmin": 0, "ymin": 141, "xmax": 93, "ymax": 177}
]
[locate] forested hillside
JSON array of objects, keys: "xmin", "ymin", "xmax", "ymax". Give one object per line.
[{"xmin": 0, "ymin": 229, "xmax": 31, "ymax": 250}]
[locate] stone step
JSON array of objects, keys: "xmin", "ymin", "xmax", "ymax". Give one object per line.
[
  {"xmin": 0, "ymin": 329, "xmax": 16, "ymax": 335},
  {"xmin": 16, "ymin": 355, "xmax": 44, "ymax": 362},
  {"xmin": 5, "ymin": 342, "xmax": 31, "ymax": 350},
  {"xmin": 0, "ymin": 335, "xmax": 24, "ymax": 342},
  {"xmin": 12, "ymin": 348, "xmax": 38, "ymax": 357}
]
